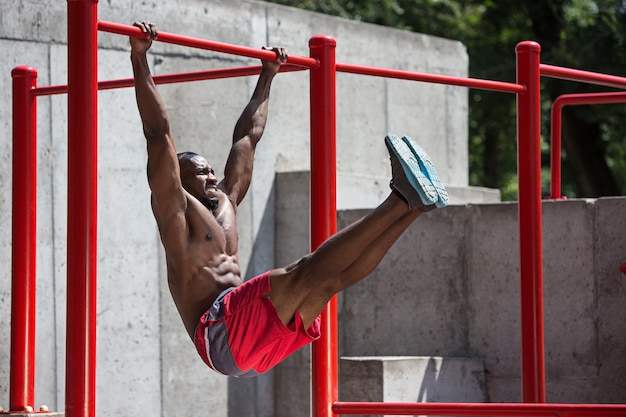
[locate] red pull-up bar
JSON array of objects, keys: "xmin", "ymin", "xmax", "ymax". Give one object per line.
[
  {"xmin": 541, "ymin": 63, "xmax": 626, "ymax": 89},
  {"xmin": 98, "ymin": 20, "xmax": 319, "ymax": 69},
  {"xmin": 337, "ymin": 62, "xmax": 525, "ymax": 93}
]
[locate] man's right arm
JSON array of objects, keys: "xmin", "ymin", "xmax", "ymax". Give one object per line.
[{"xmin": 130, "ymin": 22, "xmax": 187, "ymax": 235}]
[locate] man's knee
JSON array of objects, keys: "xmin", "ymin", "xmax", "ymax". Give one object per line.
[
  {"xmin": 283, "ymin": 254, "xmax": 311, "ymax": 273},
  {"xmin": 280, "ymin": 254, "xmax": 337, "ymax": 299}
]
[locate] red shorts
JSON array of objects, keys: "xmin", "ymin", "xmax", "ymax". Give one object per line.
[{"xmin": 194, "ymin": 271, "xmax": 321, "ymax": 377}]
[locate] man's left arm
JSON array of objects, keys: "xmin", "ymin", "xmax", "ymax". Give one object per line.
[{"xmin": 219, "ymin": 47, "xmax": 287, "ymax": 206}]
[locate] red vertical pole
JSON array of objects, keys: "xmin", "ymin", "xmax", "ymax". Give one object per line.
[
  {"xmin": 10, "ymin": 66, "xmax": 38, "ymax": 412},
  {"xmin": 309, "ymin": 35, "xmax": 338, "ymax": 417},
  {"xmin": 66, "ymin": 1, "xmax": 98, "ymax": 417},
  {"xmin": 515, "ymin": 41, "xmax": 546, "ymax": 403},
  {"xmin": 549, "ymin": 101, "xmax": 564, "ymax": 199}
]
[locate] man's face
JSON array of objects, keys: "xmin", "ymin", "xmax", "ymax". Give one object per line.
[{"xmin": 180, "ymin": 155, "xmax": 219, "ymax": 210}]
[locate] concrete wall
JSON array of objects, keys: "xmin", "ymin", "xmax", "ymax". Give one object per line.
[
  {"xmin": 1, "ymin": 0, "xmax": 475, "ymax": 416},
  {"xmin": 274, "ymin": 171, "xmax": 626, "ymax": 416},
  {"xmin": 338, "ymin": 197, "xmax": 626, "ymax": 404}
]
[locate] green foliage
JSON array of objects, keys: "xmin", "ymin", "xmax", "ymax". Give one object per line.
[{"xmin": 268, "ymin": 0, "xmax": 626, "ymax": 199}]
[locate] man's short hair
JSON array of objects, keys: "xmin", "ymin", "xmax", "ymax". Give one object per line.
[{"xmin": 177, "ymin": 151, "xmax": 199, "ymax": 167}]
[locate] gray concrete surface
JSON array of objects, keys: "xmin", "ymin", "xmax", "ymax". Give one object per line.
[{"xmin": 341, "ymin": 356, "xmax": 486, "ymax": 417}]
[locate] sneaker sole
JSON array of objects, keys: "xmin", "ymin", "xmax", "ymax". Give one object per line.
[
  {"xmin": 385, "ymin": 134, "xmax": 438, "ymax": 206},
  {"xmin": 401, "ymin": 136, "xmax": 449, "ymax": 208}
]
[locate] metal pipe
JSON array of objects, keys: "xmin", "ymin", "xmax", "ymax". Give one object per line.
[
  {"xmin": 516, "ymin": 40, "xmax": 546, "ymax": 403},
  {"xmin": 550, "ymin": 92, "xmax": 626, "ymax": 199},
  {"xmin": 98, "ymin": 20, "xmax": 318, "ymax": 69},
  {"xmin": 10, "ymin": 65, "xmax": 38, "ymax": 412},
  {"xmin": 333, "ymin": 401, "xmax": 626, "ymax": 416},
  {"xmin": 541, "ymin": 64, "xmax": 626, "ymax": 90},
  {"xmin": 66, "ymin": 1, "xmax": 98, "ymax": 416},
  {"xmin": 32, "ymin": 64, "xmax": 306, "ymax": 96},
  {"xmin": 336, "ymin": 62, "xmax": 525, "ymax": 94},
  {"xmin": 309, "ymin": 34, "xmax": 339, "ymax": 417}
]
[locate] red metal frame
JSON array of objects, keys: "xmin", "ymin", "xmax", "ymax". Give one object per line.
[
  {"xmin": 541, "ymin": 64, "xmax": 626, "ymax": 89},
  {"xmin": 8, "ymin": 6, "xmax": 626, "ymax": 417},
  {"xmin": 97, "ymin": 20, "xmax": 318, "ymax": 69},
  {"xmin": 334, "ymin": 402, "xmax": 626, "ymax": 416},
  {"xmin": 10, "ymin": 66, "xmax": 38, "ymax": 413},
  {"xmin": 65, "ymin": 2, "xmax": 99, "ymax": 417},
  {"xmin": 6, "ymin": 17, "xmax": 317, "ymax": 416},
  {"xmin": 515, "ymin": 41, "xmax": 546, "ymax": 403},
  {"xmin": 309, "ymin": 35, "xmax": 339, "ymax": 417},
  {"xmin": 336, "ymin": 62, "xmax": 525, "ymax": 93},
  {"xmin": 33, "ymin": 64, "xmax": 307, "ymax": 97},
  {"xmin": 549, "ymin": 91, "xmax": 626, "ymax": 199}
]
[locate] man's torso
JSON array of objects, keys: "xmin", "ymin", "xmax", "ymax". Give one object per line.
[{"xmin": 159, "ymin": 190, "xmax": 243, "ymax": 337}]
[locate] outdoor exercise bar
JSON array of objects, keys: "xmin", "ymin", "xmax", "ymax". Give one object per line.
[
  {"xmin": 13, "ymin": 10, "xmax": 547, "ymax": 416},
  {"xmin": 336, "ymin": 62, "xmax": 525, "ymax": 94},
  {"xmin": 338, "ymin": 40, "xmax": 547, "ymax": 407},
  {"xmin": 541, "ymin": 63, "xmax": 626, "ymax": 90},
  {"xmin": 32, "ymin": 64, "xmax": 306, "ymax": 97},
  {"xmin": 98, "ymin": 20, "xmax": 319, "ymax": 69},
  {"xmin": 550, "ymin": 91, "xmax": 626, "ymax": 199},
  {"xmin": 333, "ymin": 401, "xmax": 626, "ymax": 416},
  {"xmin": 10, "ymin": 4, "xmax": 322, "ymax": 417},
  {"xmin": 8, "ymin": 9, "xmax": 311, "ymax": 415}
]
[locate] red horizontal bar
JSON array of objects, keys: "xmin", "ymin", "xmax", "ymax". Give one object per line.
[
  {"xmin": 97, "ymin": 20, "xmax": 319, "ymax": 69},
  {"xmin": 32, "ymin": 84, "xmax": 68, "ymax": 96},
  {"xmin": 541, "ymin": 64, "xmax": 626, "ymax": 90},
  {"xmin": 32, "ymin": 64, "xmax": 305, "ymax": 96},
  {"xmin": 333, "ymin": 402, "xmax": 626, "ymax": 417},
  {"xmin": 336, "ymin": 62, "xmax": 525, "ymax": 93},
  {"xmin": 553, "ymin": 91, "xmax": 626, "ymax": 107}
]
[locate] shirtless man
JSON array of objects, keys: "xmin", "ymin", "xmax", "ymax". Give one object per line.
[{"xmin": 131, "ymin": 21, "xmax": 448, "ymax": 378}]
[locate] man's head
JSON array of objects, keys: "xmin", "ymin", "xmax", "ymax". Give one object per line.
[{"xmin": 178, "ymin": 152, "xmax": 220, "ymax": 211}]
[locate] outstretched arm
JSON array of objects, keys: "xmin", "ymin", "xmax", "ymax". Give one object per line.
[
  {"xmin": 131, "ymin": 21, "xmax": 187, "ymax": 240},
  {"xmin": 219, "ymin": 47, "xmax": 288, "ymax": 206}
]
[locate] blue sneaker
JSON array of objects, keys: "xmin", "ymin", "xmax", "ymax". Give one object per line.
[
  {"xmin": 385, "ymin": 134, "xmax": 437, "ymax": 211},
  {"xmin": 401, "ymin": 135, "xmax": 449, "ymax": 208}
]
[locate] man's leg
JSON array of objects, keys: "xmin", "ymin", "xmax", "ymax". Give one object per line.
[
  {"xmin": 267, "ymin": 135, "xmax": 446, "ymax": 329},
  {"xmin": 268, "ymin": 192, "xmax": 420, "ymax": 328}
]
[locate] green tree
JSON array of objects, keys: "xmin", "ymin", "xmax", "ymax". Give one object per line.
[{"xmin": 268, "ymin": 0, "xmax": 626, "ymax": 199}]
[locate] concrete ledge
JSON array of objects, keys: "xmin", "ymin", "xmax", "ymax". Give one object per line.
[{"xmin": 340, "ymin": 356, "xmax": 486, "ymax": 406}]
